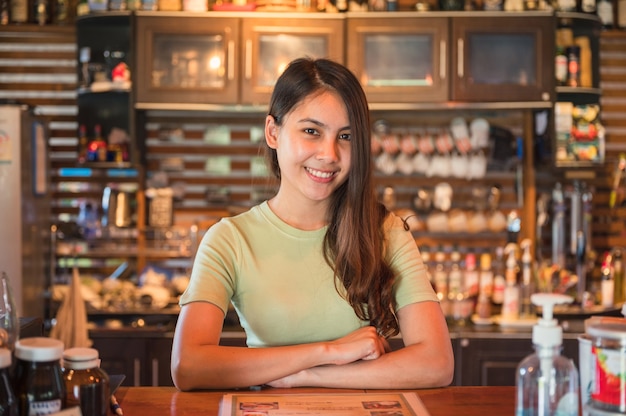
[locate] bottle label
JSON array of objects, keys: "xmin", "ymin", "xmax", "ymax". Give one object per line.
[
  {"xmin": 501, "ymin": 285, "xmax": 519, "ymax": 321},
  {"xmin": 29, "ymin": 399, "xmax": 62, "ymax": 415},
  {"xmin": 591, "ymin": 345, "xmax": 625, "ymax": 410},
  {"xmin": 555, "ymin": 55, "xmax": 568, "ymax": 83}
]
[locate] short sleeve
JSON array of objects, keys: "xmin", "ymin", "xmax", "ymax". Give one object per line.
[{"xmin": 385, "ymin": 215, "xmax": 439, "ymax": 310}]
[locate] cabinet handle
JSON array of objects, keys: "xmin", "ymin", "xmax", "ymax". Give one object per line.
[
  {"xmin": 440, "ymin": 40, "xmax": 446, "ymax": 80},
  {"xmin": 134, "ymin": 358, "xmax": 141, "ymax": 386},
  {"xmin": 245, "ymin": 39, "xmax": 252, "ymax": 80},
  {"xmin": 152, "ymin": 358, "xmax": 159, "ymax": 387},
  {"xmin": 457, "ymin": 38, "xmax": 464, "ymax": 78},
  {"xmin": 227, "ymin": 40, "xmax": 235, "ymax": 81}
]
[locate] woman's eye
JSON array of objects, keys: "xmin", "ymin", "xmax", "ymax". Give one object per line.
[
  {"xmin": 339, "ymin": 133, "xmax": 351, "ymax": 141},
  {"xmin": 304, "ymin": 128, "xmax": 319, "ymax": 135}
]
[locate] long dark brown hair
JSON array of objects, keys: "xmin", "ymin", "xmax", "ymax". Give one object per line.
[{"xmin": 265, "ymin": 58, "xmax": 398, "ymax": 338}]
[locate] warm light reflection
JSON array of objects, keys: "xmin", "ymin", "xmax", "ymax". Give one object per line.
[
  {"xmin": 276, "ymin": 61, "xmax": 288, "ymax": 78},
  {"xmin": 208, "ymin": 55, "xmax": 222, "ymax": 71}
]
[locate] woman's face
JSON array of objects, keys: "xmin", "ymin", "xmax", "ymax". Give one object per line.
[{"xmin": 265, "ymin": 90, "xmax": 352, "ymax": 205}]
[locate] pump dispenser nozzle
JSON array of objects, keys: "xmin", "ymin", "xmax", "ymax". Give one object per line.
[{"xmin": 531, "ymin": 293, "xmax": 573, "ymax": 348}]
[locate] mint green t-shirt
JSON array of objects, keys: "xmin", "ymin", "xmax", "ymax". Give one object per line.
[{"xmin": 180, "ymin": 201, "xmax": 438, "ymax": 348}]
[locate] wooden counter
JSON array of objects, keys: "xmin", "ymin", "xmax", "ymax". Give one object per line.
[{"xmin": 114, "ymin": 385, "xmax": 515, "ymax": 415}]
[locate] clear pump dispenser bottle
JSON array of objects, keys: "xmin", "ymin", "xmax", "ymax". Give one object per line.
[{"xmin": 515, "ymin": 293, "xmax": 579, "ymax": 416}]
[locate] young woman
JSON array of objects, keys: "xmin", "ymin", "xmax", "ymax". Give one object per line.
[{"xmin": 171, "ymin": 57, "xmax": 454, "ymax": 391}]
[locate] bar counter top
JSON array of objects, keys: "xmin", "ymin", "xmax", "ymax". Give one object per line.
[{"xmin": 114, "ymin": 385, "xmax": 515, "ymax": 415}]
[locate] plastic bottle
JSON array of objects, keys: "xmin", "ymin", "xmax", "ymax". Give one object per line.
[
  {"xmin": 0, "ymin": 348, "xmax": 17, "ymax": 416},
  {"xmin": 475, "ymin": 253, "xmax": 493, "ymax": 319},
  {"xmin": 515, "ymin": 293, "xmax": 579, "ymax": 416},
  {"xmin": 0, "ymin": 272, "xmax": 18, "ymax": 352},
  {"xmin": 502, "ymin": 243, "xmax": 520, "ymax": 322},
  {"xmin": 492, "ymin": 247, "xmax": 506, "ymax": 305},
  {"xmin": 611, "ymin": 248, "xmax": 624, "ymax": 305},
  {"xmin": 600, "ymin": 251, "xmax": 614, "ymax": 308},
  {"xmin": 464, "ymin": 252, "xmax": 479, "ymax": 298},
  {"xmin": 519, "ymin": 239, "xmax": 535, "ymax": 318},
  {"xmin": 62, "ymin": 348, "xmax": 110, "ymax": 416}
]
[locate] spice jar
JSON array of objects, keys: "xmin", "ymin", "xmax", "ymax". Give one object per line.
[
  {"xmin": 62, "ymin": 348, "xmax": 110, "ymax": 416},
  {"xmin": 14, "ymin": 337, "xmax": 65, "ymax": 416},
  {"xmin": 0, "ymin": 348, "xmax": 17, "ymax": 415}
]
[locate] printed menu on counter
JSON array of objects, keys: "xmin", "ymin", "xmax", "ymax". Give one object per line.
[{"xmin": 219, "ymin": 392, "xmax": 431, "ymax": 416}]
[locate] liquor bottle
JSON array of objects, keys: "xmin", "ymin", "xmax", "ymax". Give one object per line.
[
  {"xmin": 555, "ymin": 46, "xmax": 568, "ymax": 86},
  {"xmin": 93, "ymin": 124, "xmax": 108, "ymax": 162},
  {"xmin": 448, "ymin": 250, "xmax": 463, "ymax": 301},
  {"xmin": 77, "ymin": 124, "xmax": 88, "ymax": 164},
  {"xmin": 478, "ymin": 253, "xmax": 494, "ymax": 300},
  {"xmin": 9, "ymin": 0, "xmax": 28, "ymax": 23},
  {"xmin": 612, "ymin": 248, "xmax": 624, "ymax": 304},
  {"xmin": 54, "ymin": 0, "xmax": 71, "ymax": 24},
  {"xmin": 566, "ymin": 45, "xmax": 581, "ymax": 87},
  {"xmin": 0, "ymin": 0, "xmax": 9, "ymax": 25},
  {"xmin": 600, "ymin": 251, "xmax": 614, "ymax": 308},
  {"xmin": 31, "ymin": 0, "xmax": 50, "ymax": 25},
  {"xmin": 597, "ymin": 0, "xmax": 615, "ymax": 29},
  {"xmin": 464, "ymin": 252, "xmax": 479, "ymax": 298},
  {"xmin": 501, "ymin": 243, "xmax": 520, "ymax": 322},
  {"xmin": 492, "ymin": 247, "xmax": 506, "ymax": 306}
]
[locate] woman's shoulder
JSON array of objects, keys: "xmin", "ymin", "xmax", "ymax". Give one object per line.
[{"xmin": 384, "ymin": 210, "xmax": 412, "ymax": 233}]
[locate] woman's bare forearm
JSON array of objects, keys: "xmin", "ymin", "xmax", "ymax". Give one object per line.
[
  {"xmin": 267, "ymin": 341, "xmax": 454, "ymax": 389},
  {"xmin": 172, "ymin": 326, "xmax": 387, "ymax": 390}
]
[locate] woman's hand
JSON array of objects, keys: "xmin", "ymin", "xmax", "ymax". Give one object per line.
[
  {"xmin": 266, "ymin": 326, "xmax": 390, "ymax": 388},
  {"xmin": 326, "ymin": 326, "xmax": 389, "ymax": 364}
]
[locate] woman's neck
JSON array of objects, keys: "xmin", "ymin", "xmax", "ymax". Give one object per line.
[{"xmin": 267, "ymin": 195, "xmax": 329, "ymax": 231}]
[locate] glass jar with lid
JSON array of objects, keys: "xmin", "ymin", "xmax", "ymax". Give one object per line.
[
  {"xmin": 14, "ymin": 337, "xmax": 65, "ymax": 416},
  {"xmin": 62, "ymin": 347, "xmax": 110, "ymax": 416}
]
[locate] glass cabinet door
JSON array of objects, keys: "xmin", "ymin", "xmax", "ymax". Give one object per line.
[
  {"xmin": 451, "ymin": 14, "xmax": 555, "ymax": 103},
  {"xmin": 135, "ymin": 15, "xmax": 240, "ymax": 106},
  {"xmin": 346, "ymin": 16, "xmax": 449, "ymax": 104},
  {"xmin": 241, "ymin": 16, "xmax": 345, "ymax": 105}
]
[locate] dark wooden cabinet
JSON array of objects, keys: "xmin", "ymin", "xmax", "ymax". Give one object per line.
[
  {"xmin": 454, "ymin": 334, "xmax": 580, "ymax": 386},
  {"xmin": 91, "ymin": 331, "xmax": 174, "ymax": 387},
  {"xmin": 135, "ymin": 13, "xmax": 241, "ymax": 106},
  {"xmin": 240, "ymin": 15, "xmax": 344, "ymax": 105},
  {"xmin": 347, "ymin": 12, "xmax": 555, "ymax": 106},
  {"xmin": 450, "ymin": 13, "xmax": 555, "ymax": 103},
  {"xmin": 346, "ymin": 14, "xmax": 449, "ymax": 104}
]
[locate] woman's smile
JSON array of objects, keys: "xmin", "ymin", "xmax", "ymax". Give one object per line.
[{"xmin": 305, "ymin": 166, "xmax": 337, "ymax": 182}]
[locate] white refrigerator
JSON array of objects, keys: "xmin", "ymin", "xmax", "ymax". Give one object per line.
[{"xmin": 0, "ymin": 103, "xmax": 51, "ymax": 321}]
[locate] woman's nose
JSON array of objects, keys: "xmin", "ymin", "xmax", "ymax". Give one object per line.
[{"xmin": 316, "ymin": 137, "xmax": 339, "ymax": 162}]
